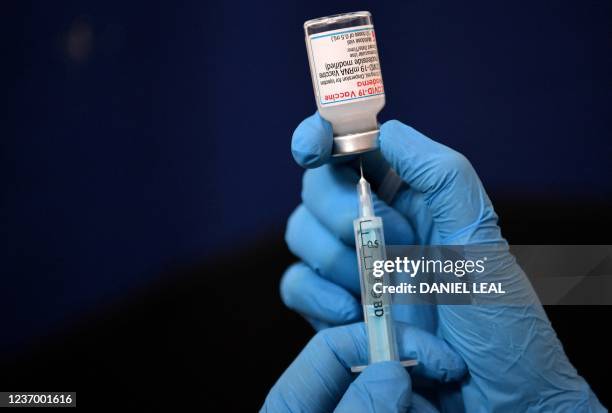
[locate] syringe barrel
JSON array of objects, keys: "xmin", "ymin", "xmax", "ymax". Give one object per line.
[{"xmin": 353, "ymin": 216, "xmax": 399, "ymax": 363}]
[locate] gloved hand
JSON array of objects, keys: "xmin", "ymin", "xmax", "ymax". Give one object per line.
[
  {"xmin": 282, "ymin": 113, "xmax": 606, "ymax": 412},
  {"xmin": 261, "ymin": 322, "xmax": 467, "ymax": 412}
]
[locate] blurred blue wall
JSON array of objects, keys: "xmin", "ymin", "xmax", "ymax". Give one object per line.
[{"xmin": 2, "ymin": 1, "xmax": 611, "ymax": 353}]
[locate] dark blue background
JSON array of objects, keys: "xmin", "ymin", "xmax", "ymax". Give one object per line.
[{"xmin": 3, "ymin": 1, "xmax": 611, "ymax": 355}]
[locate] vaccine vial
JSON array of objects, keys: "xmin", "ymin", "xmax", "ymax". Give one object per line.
[{"xmin": 304, "ymin": 11, "xmax": 385, "ymax": 156}]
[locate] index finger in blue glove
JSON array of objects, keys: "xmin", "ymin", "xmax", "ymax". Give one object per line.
[
  {"xmin": 291, "ymin": 112, "xmax": 334, "ymax": 168},
  {"xmin": 379, "ymin": 120, "xmax": 503, "ymax": 244}
]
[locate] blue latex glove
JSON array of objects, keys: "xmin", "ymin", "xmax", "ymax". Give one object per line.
[
  {"xmin": 282, "ymin": 113, "xmax": 606, "ymax": 412},
  {"xmin": 261, "ymin": 322, "xmax": 467, "ymax": 412}
]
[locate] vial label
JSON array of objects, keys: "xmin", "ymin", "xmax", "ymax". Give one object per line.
[{"xmin": 308, "ymin": 25, "xmax": 384, "ymax": 106}]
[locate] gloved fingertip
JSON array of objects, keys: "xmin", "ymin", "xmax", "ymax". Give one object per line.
[
  {"xmin": 435, "ymin": 355, "xmax": 468, "ymax": 383},
  {"xmin": 283, "ymin": 204, "xmax": 306, "ymax": 255},
  {"xmin": 307, "ymin": 278, "xmax": 361, "ymax": 324},
  {"xmin": 337, "ymin": 361, "xmax": 411, "ymax": 412},
  {"xmin": 421, "ymin": 347, "xmax": 468, "ymax": 383},
  {"xmin": 337, "ymin": 298, "xmax": 361, "ymax": 323},
  {"xmin": 379, "ymin": 119, "xmax": 411, "ymax": 148},
  {"xmin": 377, "ymin": 120, "xmax": 416, "ymax": 181},
  {"xmin": 378, "ymin": 119, "xmax": 416, "ymax": 152},
  {"xmin": 291, "ymin": 112, "xmax": 333, "ymax": 168},
  {"xmin": 279, "ymin": 260, "xmax": 360, "ymax": 326},
  {"xmin": 380, "ymin": 118, "xmax": 406, "ymax": 131},
  {"xmin": 279, "ymin": 262, "xmax": 307, "ymax": 308},
  {"xmin": 429, "ymin": 338, "xmax": 468, "ymax": 383},
  {"xmin": 292, "ymin": 147, "xmax": 326, "ymax": 169},
  {"xmin": 304, "ymin": 316, "xmax": 332, "ymax": 331},
  {"xmin": 360, "ymin": 360, "xmax": 411, "ymax": 382},
  {"xmin": 396, "ymin": 323, "xmax": 468, "ymax": 383}
]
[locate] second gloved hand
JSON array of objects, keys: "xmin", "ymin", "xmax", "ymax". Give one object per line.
[
  {"xmin": 282, "ymin": 113, "xmax": 606, "ymax": 412},
  {"xmin": 261, "ymin": 322, "xmax": 467, "ymax": 412}
]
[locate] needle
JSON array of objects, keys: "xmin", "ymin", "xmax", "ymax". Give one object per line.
[{"xmin": 359, "ymin": 157, "xmax": 364, "ymax": 179}]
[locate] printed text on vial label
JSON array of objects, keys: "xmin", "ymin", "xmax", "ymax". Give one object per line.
[{"xmin": 310, "ymin": 27, "xmax": 384, "ymax": 105}]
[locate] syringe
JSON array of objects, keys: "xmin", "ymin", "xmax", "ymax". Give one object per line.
[{"xmin": 351, "ymin": 162, "xmax": 417, "ymax": 372}]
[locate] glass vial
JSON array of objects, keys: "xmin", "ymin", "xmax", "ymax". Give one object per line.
[{"xmin": 304, "ymin": 11, "xmax": 385, "ymax": 156}]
